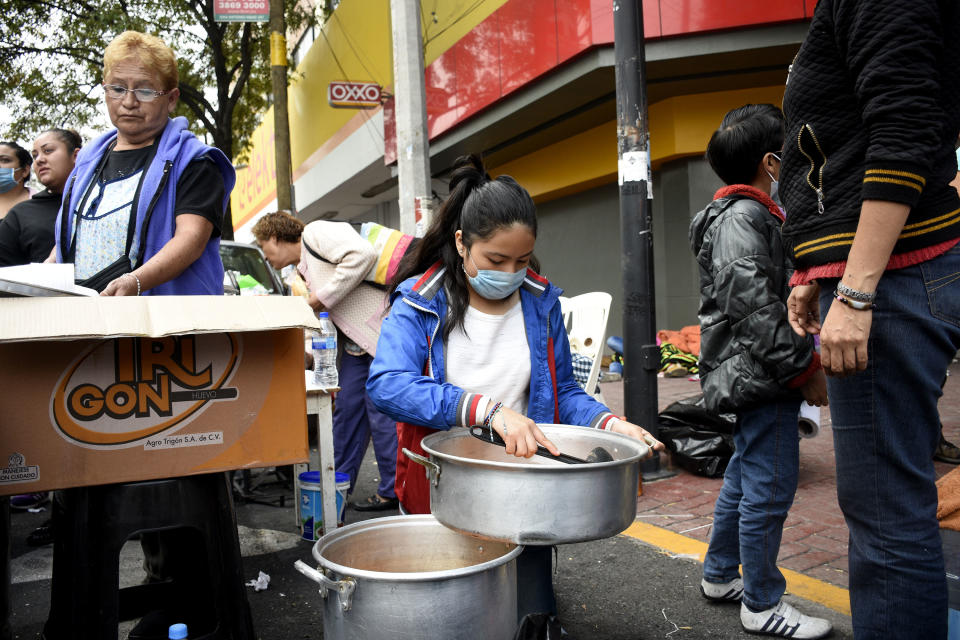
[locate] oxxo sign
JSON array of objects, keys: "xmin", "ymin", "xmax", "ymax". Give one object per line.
[
  {"xmin": 51, "ymin": 335, "xmax": 240, "ymax": 448},
  {"xmin": 328, "ymin": 81, "xmax": 383, "ymax": 109}
]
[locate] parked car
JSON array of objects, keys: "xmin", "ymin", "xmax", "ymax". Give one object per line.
[{"xmin": 219, "ymin": 240, "xmax": 287, "ymax": 296}]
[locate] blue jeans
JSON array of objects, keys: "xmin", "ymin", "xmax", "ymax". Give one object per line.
[
  {"xmin": 819, "ymin": 245, "xmax": 960, "ymax": 639},
  {"xmin": 703, "ymin": 398, "xmax": 801, "ymax": 611},
  {"xmin": 333, "ymin": 352, "xmax": 398, "ymax": 499}
]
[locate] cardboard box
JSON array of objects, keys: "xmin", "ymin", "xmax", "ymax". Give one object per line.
[{"xmin": 0, "ymin": 296, "xmax": 320, "ymax": 495}]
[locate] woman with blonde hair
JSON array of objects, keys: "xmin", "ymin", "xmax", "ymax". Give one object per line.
[{"xmin": 52, "ymin": 30, "xmax": 235, "ymax": 295}]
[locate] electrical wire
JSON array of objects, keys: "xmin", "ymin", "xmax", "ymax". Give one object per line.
[
  {"xmin": 332, "ymin": 10, "xmax": 383, "ymax": 86},
  {"xmin": 420, "ymin": 0, "xmax": 429, "ymax": 37},
  {"xmin": 318, "ymin": 24, "xmax": 384, "ymax": 144},
  {"xmin": 319, "ymin": 24, "xmax": 352, "ymax": 83},
  {"xmin": 422, "ymin": 0, "xmax": 487, "ymax": 47},
  {"xmin": 319, "ymin": 0, "xmax": 490, "ymax": 152},
  {"xmin": 419, "ymin": 0, "xmax": 441, "ymax": 41}
]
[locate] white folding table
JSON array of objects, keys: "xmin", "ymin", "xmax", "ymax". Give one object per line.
[{"xmin": 294, "ymin": 371, "xmax": 339, "ymax": 536}]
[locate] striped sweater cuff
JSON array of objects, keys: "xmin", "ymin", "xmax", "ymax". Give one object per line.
[
  {"xmin": 455, "ymin": 393, "xmax": 492, "ymax": 427},
  {"xmin": 861, "ymin": 164, "xmax": 926, "ymax": 207},
  {"xmin": 590, "ymin": 412, "xmax": 617, "ymax": 430}
]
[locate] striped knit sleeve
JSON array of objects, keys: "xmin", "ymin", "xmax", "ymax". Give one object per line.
[
  {"xmin": 455, "ymin": 392, "xmax": 493, "ymax": 427},
  {"xmin": 861, "ymin": 166, "xmax": 926, "ymax": 207},
  {"xmin": 843, "ymin": 0, "xmax": 943, "ymax": 207},
  {"xmin": 590, "ymin": 412, "xmax": 617, "ymax": 430}
]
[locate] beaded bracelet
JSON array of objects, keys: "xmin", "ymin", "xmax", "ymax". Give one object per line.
[
  {"xmin": 833, "ymin": 290, "xmax": 873, "ymax": 311},
  {"xmin": 483, "ymin": 402, "xmax": 503, "ymax": 441},
  {"xmin": 124, "ymin": 272, "xmax": 141, "ymax": 296}
]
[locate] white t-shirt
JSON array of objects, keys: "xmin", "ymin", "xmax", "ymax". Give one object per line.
[{"xmin": 445, "ymin": 300, "xmax": 530, "ymax": 416}]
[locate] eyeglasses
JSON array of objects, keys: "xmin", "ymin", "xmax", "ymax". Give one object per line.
[{"xmin": 102, "ymin": 84, "xmax": 171, "ymax": 103}]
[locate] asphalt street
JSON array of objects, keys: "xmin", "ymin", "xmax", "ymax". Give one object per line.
[{"xmin": 6, "ymin": 445, "xmax": 853, "ymax": 639}]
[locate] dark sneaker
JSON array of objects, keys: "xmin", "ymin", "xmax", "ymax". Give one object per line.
[
  {"xmin": 935, "ymin": 433, "xmax": 960, "ymax": 464},
  {"xmin": 740, "ymin": 601, "xmax": 832, "ymax": 639},
  {"xmin": 26, "ymin": 519, "xmax": 54, "ymax": 547},
  {"xmin": 352, "ymin": 494, "xmax": 399, "ymax": 511}
]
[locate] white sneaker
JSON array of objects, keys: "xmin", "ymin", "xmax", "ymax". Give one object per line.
[
  {"xmin": 740, "ymin": 600, "xmax": 832, "ymax": 639},
  {"xmin": 700, "ymin": 577, "xmax": 744, "ymax": 602}
]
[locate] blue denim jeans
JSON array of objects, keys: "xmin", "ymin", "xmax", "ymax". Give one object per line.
[
  {"xmin": 333, "ymin": 353, "xmax": 398, "ymax": 498},
  {"xmin": 819, "ymin": 245, "xmax": 960, "ymax": 640},
  {"xmin": 703, "ymin": 398, "xmax": 801, "ymax": 611}
]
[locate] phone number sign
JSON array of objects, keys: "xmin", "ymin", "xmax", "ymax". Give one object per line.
[{"xmin": 214, "ymin": 0, "xmax": 269, "ymax": 22}]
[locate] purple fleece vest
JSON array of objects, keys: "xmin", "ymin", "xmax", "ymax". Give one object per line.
[{"xmin": 55, "ymin": 117, "xmax": 236, "ymax": 295}]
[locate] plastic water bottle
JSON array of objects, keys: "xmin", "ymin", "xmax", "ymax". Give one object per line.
[
  {"xmin": 168, "ymin": 623, "xmax": 188, "ymax": 639},
  {"xmin": 313, "ymin": 312, "xmax": 338, "ymax": 387}
]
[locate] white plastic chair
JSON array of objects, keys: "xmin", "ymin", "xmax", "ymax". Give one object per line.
[{"xmin": 558, "ymin": 292, "xmax": 612, "ymax": 403}]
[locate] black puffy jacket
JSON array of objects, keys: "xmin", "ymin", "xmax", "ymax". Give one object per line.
[{"xmin": 689, "ymin": 187, "xmax": 816, "ymax": 414}]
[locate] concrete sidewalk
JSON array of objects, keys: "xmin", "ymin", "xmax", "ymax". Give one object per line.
[
  {"xmin": 8, "ymin": 362, "xmax": 956, "ymax": 638},
  {"xmin": 601, "ymin": 357, "xmax": 960, "ymax": 598}
]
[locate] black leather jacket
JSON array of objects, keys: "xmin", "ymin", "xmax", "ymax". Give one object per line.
[{"xmin": 690, "ymin": 191, "xmax": 815, "ymax": 414}]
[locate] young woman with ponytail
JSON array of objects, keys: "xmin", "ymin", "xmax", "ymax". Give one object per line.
[{"xmin": 367, "ymin": 154, "xmax": 663, "ymax": 622}]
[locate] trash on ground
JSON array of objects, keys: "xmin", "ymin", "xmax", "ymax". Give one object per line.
[{"xmin": 246, "ymin": 570, "xmax": 271, "ymax": 591}]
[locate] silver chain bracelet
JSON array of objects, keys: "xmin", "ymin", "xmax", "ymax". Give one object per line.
[{"xmin": 836, "ymin": 281, "xmax": 875, "ymax": 303}]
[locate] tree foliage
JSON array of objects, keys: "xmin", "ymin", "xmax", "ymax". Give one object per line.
[{"xmin": 0, "ymin": 0, "xmax": 314, "ymax": 237}]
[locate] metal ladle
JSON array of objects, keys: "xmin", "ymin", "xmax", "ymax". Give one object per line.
[{"xmin": 469, "ymin": 425, "xmax": 613, "ymax": 464}]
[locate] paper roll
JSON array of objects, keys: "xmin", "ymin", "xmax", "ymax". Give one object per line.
[{"xmin": 798, "ymin": 402, "xmax": 821, "ymax": 439}]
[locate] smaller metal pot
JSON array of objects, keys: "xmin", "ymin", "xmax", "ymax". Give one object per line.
[
  {"xmin": 294, "ymin": 514, "xmax": 522, "ymax": 640},
  {"xmin": 405, "ymin": 424, "xmax": 647, "ymax": 545}
]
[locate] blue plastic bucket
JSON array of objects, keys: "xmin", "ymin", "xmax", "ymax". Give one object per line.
[
  {"xmin": 299, "ymin": 471, "xmax": 351, "ymax": 541},
  {"xmin": 335, "ymin": 473, "xmax": 350, "ymax": 525}
]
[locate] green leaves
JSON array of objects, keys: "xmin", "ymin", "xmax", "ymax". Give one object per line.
[{"xmin": 0, "ymin": 0, "xmax": 313, "ymax": 163}]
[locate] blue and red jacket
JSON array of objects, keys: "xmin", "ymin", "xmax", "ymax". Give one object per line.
[{"xmin": 367, "ymin": 262, "xmax": 616, "ymax": 512}]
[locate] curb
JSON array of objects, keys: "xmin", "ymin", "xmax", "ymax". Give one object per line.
[{"xmin": 621, "ymin": 521, "xmax": 852, "ymax": 616}]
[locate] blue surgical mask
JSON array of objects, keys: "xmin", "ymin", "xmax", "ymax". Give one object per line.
[
  {"xmin": 0, "ymin": 167, "xmax": 19, "ymax": 194},
  {"xmin": 464, "ymin": 253, "xmax": 526, "ymax": 300}
]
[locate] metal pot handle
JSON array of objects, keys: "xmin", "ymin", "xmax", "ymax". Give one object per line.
[
  {"xmin": 402, "ymin": 447, "xmax": 441, "ymax": 487},
  {"xmin": 293, "ymin": 560, "xmax": 356, "ymax": 611}
]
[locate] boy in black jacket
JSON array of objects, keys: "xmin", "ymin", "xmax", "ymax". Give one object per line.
[{"xmin": 690, "ymin": 104, "xmax": 829, "ymax": 639}]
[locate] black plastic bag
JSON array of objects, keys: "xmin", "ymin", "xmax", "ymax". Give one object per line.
[{"xmin": 658, "ymin": 394, "xmax": 736, "ymax": 478}]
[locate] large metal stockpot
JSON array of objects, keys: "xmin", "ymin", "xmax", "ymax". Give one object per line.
[
  {"xmin": 294, "ymin": 515, "xmax": 522, "ymax": 640},
  {"xmin": 404, "ymin": 424, "xmax": 648, "ymax": 545}
]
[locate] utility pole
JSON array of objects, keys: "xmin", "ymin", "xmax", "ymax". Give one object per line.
[
  {"xmin": 390, "ymin": 0, "xmax": 432, "ymax": 236},
  {"xmin": 270, "ymin": 0, "xmax": 294, "ymax": 212},
  {"xmin": 613, "ymin": 0, "xmax": 668, "ymax": 478}
]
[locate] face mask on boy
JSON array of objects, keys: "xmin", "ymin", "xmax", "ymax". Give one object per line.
[
  {"xmin": 464, "ymin": 253, "xmax": 526, "ymax": 300},
  {"xmin": 766, "ymin": 153, "xmax": 781, "ymax": 204}
]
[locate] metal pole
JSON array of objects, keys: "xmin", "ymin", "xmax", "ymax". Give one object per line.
[
  {"xmin": 613, "ymin": 0, "xmax": 670, "ymax": 478},
  {"xmin": 390, "ymin": 0, "xmax": 432, "ymax": 236},
  {"xmin": 270, "ymin": 0, "xmax": 293, "ymax": 212}
]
